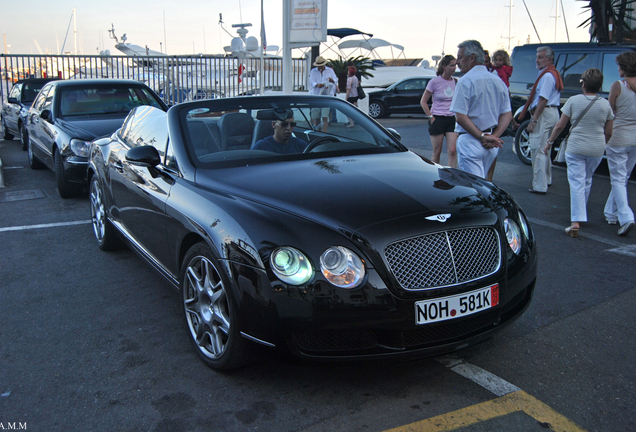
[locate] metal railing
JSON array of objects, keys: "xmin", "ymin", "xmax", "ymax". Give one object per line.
[{"xmin": 1, "ymin": 54, "xmax": 309, "ymax": 105}]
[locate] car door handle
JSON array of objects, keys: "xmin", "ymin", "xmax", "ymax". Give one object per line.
[
  {"xmin": 113, "ymin": 161, "xmax": 124, "ymax": 172},
  {"xmin": 526, "ymin": 83, "xmax": 533, "ymax": 89}
]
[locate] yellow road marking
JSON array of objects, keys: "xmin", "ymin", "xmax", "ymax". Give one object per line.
[{"xmin": 384, "ymin": 391, "xmax": 587, "ymax": 432}]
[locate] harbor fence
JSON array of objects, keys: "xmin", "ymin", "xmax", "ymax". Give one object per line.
[{"xmin": 0, "ymin": 53, "xmax": 310, "ymax": 105}]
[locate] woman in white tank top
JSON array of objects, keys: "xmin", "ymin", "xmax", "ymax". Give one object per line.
[{"xmin": 604, "ymin": 51, "xmax": 636, "ymax": 236}]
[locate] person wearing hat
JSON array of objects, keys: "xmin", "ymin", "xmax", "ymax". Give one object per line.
[{"xmin": 309, "ymin": 55, "xmax": 338, "ymax": 132}]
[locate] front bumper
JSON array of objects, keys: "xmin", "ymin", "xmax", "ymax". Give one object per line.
[{"xmin": 230, "ymin": 242, "xmax": 538, "ymax": 361}]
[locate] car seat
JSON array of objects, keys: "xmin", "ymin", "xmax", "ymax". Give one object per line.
[
  {"xmin": 188, "ymin": 121, "xmax": 221, "ymax": 157},
  {"xmin": 218, "ymin": 112, "xmax": 255, "ymax": 151},
  {"xmin": 251, "ymin": 120, "xmax": 275, "ymax": 146}
]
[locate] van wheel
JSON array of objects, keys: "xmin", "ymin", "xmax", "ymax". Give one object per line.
[{"xmin": 514, "ymin": 120, "xmax": 532, "ymax": 165}]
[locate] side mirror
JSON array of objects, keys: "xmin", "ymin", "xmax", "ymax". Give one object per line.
[
  {"xmin": 7, "ymin": 97, "xmax": 18, "ymax": 104},
  {"xmin": 126, "ymin": 145, "xmax": 161, "ymax": 168},
  {"xmin": 386, "ymin": 127, "xmax": 401, "ymax": 141},
  {"xmin": 40, "ymin": 110, "xmax": 52, "ymax": 121}
]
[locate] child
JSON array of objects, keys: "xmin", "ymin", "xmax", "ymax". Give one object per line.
[{"xmin": 492, "ymin": 50, "xmax": 513, "ymax": 87}]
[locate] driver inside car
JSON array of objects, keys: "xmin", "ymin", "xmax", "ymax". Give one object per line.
[{"xmin": 251, "ymin": 112, "xmax": 308, "ymax": 154}]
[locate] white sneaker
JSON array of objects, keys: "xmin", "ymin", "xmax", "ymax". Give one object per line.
[
  {"xmin": 618, "ymin": 221, "xmax": 634, "ymax": 236},
  {"xmin": 606, "ymin": 218, "xmax": 618, "ymax": 225}
]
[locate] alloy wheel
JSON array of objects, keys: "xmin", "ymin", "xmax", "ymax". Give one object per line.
[
  {"xmin": 90, "ymin": 178, "xmax": 106, "ymax": 243},
  {"xmin": 183, "ymin": 255, "xmax": 231, "ymax": 360}
]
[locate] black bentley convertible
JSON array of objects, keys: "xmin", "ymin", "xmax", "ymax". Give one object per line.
[{"xmin": 88, "ymin": 95, "xmax": 537, "ymax": 370}]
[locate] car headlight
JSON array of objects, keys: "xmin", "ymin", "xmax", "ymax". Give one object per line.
[
  {"xmin": 270, "ymin": 247, "xmax": 313, "ymax": 285},
  {"xmin": 320, "ymin": 246, "xmax": 365, "ymax": 289},
  {"xmin": 70, "ymin": 138, "xmax": 91, "ymax": 158},
  {"xmin": 518, "ymin": 211, "xmax": 530, "ymax": 240},
  {"xmin": 504, "ymin": 217, "xmax": 522, "ymax": 255}
]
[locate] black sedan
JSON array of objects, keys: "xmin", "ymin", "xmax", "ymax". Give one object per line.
[
  {"xmin": 368, "ymin": 76, "xmax": 432, "ymax": 119},
  {"xmin": 88, "ymin": 95, "xmax": 537, "ymax": 370},
  {"xmin": 1, "ymin": 77, "xmax": 58, "ymax": 149},
  {"xmin": 25, "ymin": 79, "xmax": 167, "ymax": 198}
]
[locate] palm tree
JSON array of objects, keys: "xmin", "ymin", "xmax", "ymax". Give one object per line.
[
  {"xmin": 327, "ymin": 56, "xmax": 375, "ymax": 93},
  {"xmin": 578, "ymin": 0, "xmax": 635, "ymax": 43}
]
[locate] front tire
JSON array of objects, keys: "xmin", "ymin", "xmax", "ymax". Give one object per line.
[
  {"xmin": 20, "ymin": 124, "xmax": 28, "ymax": 151},
  {"xmin": 27, "ymin": 138, "xmax": 45, "ymax": 169},
  {"xmin": 180, "ymin": 242, "xmax": 252, "ymax": 371},
  {"xmin": 368, "ymin": 101, "xmax": 386, "ymax": 119},
  {"xmin": 2, "ymin": 118, "xmax": 14, "ymax": 140},
  {"xmin": 514, "ymin": 120, "xmax": 532, "ymax": 165},
  {"xmin": 54, "ymin": 148, "xmax": 81, "ymax": 198},
  {"xmin": 90, "ymin": 175, "xmax": 121, "ymax": 251}
]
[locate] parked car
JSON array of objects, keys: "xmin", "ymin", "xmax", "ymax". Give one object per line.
[
  {"xmin": 25, "ymin": 79, "xmax": 167, "ymax": 198},
  {"xmin": 510, "ymin": 42, "xmax": 636, "ymax": 164},
  {"xmin": 88, "ymin": 95, "xmax": 537, "ymax": 370},
  {"xmin": 368, "ymin": 76, "xmax": 433, "ymax": 119},
  {"xmin": 1, "ymin": 78, "xmax": 58, "ymax": 149}
]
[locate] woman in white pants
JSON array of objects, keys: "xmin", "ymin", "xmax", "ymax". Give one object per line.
[
  {"xmin": 544, "ymin": 68, "xmax": 614, "ymax": 238},
  {"xmin": 604, "ymin": 52, "xmax": 636, "ymax": 236}
]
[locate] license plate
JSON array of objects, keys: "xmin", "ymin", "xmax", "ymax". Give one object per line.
[{"xmin": 415, "ymin": 284, "xmax": 499, "ymax": 325}]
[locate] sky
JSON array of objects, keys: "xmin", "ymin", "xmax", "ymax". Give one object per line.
[{"xmin": 1, "ymin": 0, "xmax": 592, "ymax": 63}]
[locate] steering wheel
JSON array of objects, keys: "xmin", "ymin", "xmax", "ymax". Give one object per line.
[{"xmin": 303, "ymin": 136, "xmax": 341, "ymax": 153}]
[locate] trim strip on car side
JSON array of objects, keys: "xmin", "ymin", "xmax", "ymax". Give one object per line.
[
  {"xmin": 240, "ymin": 332, "xmax": 276, "ymax": 347},
  {"xmin": 110, "ymin": 218, "xmax": 179, "ymax": 288}
]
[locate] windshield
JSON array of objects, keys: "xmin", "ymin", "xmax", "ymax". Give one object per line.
[
  {"xmin": 59, "ymin": 86, "xmax": 163, "ymax": 117},
  {"xmin": 179, "ymin": 96, "xmax": 405, "ymax": 167}
]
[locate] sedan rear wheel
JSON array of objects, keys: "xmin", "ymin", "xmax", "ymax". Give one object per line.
[
  {"xmin": 368, "ymin": 101, "xmax": 386, "ymax": 119},
  {"xmin": 181, "ymin": 243, "xmax": 251, "ymax": 370},
  {"xmin": 90, "ymin": 176, "xmax": 121, "ymax": 251}
]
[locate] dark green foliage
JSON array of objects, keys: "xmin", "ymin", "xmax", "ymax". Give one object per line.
[{"xmin": 578, "ymin": 0, "xmax": 635, "ymax": 43}]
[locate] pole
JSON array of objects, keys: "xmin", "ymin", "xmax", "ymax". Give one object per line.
[
  {"xmin": 260, "ymin": 0, "xmax": 265, "ymax": 95},
  {"xmin": 282, "ymin": 0, "xmax": 292, "ymax": 94}
]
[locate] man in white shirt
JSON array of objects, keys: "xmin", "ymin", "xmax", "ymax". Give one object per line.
[
  {"xmin": 519, "ymin": 46, "xmax": 563, "ymax": 194},
  {"xmin": 309, "ymin": 56, "xmax": 338, "ymax": 132},
  {"xmin": 450, "ymin": 40, "xmax": 512, "ymax": 179}
]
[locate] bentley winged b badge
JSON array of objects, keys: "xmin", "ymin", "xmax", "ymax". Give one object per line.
[{"xmin": 425, "ymin": 214, "xmax": 451, "ymax": 222}]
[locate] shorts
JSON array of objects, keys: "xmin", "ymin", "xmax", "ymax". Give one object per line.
[
  {"xmin": 347, "ymin": 97, "xmax": 359, "ymax": 104},
  {"xmin": 428, "ymin": 115, "xmax": 456, "ymax": 136},
  {"xmin": 311, "ymin": 107, "xmax": 330, "ymax": 120}
]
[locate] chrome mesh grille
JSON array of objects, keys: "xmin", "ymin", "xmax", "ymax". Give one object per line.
[{"xmin": 385, "ymin": 227, "xmax": 500, "ymax": 290}]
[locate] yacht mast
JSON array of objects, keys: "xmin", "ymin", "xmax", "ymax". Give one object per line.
[
  {"xmin": 554, "ymin": 0, "xmax": 559, "ymax": 42},
  {"xmin": 73, "ymin": 8, "xmax": 77, "ymax": 55}
]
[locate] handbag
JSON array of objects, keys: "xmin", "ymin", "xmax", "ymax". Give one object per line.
[
  {"xmin": 357, "ymin": 83, "xmax": 366, "ymax": 100},
  {"xmin": 554, "ymin": 95, "xmax": 600, "ymax": 163}
]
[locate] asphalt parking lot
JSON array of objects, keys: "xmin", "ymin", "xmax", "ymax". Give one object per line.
[{"xmin": 1, "ymin": 119, "xmax": 635, "ymax": 432}]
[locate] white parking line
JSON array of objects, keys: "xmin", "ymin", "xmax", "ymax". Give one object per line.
[
  {"xmin": 0, "ymin": 220, "xmax": 91, "ymax": 233},
  {"xmin": 528, "ymin": 216, "xmax": 635, "ymax": 256},
  {"xmin": 437, "ymin": 356, "xmax": 521, "ymax": 397}
]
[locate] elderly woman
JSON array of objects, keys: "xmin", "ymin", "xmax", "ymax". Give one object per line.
[
  {"xmin": 544, "ymin": 68, "xmax": 614, "ymax": 238},
  {"xmin": 603, "ymin": 52, "xmax": 636, "ymax": 236}
]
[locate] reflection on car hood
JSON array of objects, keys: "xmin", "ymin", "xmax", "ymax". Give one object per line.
[
  {"xmin": 57, "ymin": 117, "xmax": 126, "ymax": 140},
  {"xmin": 198, "ymin": 152, "xmax": 495, "ymax": 233}
]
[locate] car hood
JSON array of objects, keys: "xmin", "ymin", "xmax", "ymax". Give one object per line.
[
  {"xmin": 196, "ymin": 151, "xmax": 499, "ymax": 235},
  {"xmin": 57, "ymin": 117, "xmax": 126, "ymax": 140}
]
